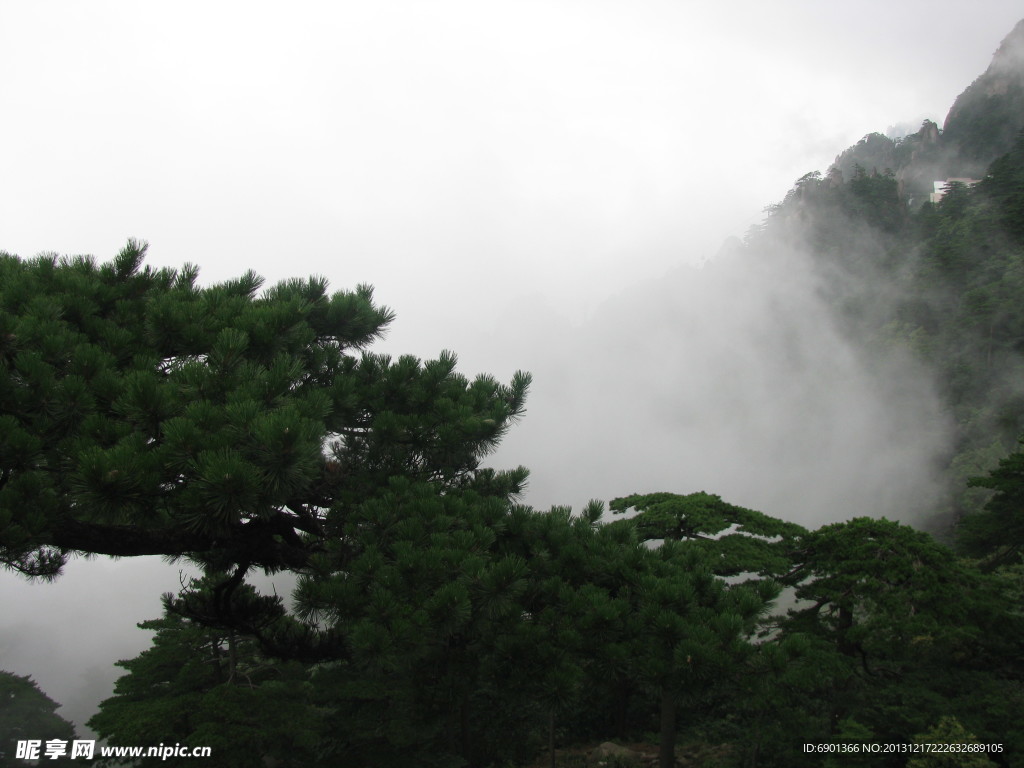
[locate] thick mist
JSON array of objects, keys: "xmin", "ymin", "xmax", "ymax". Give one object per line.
[{"xmin": 473, "ymin": 239, "xmax": 951, "ymax": 527}]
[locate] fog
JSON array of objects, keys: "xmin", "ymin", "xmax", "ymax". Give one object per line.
[
  {"xmin": 475, "ymin": 243, "xmax": 950, "ymax": 525},
  {"xmin": 1, "ymin": 0, "xmax": 1021, "ymax": 735}
]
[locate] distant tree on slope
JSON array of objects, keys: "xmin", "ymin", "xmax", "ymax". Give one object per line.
[{"xmin": 0, "ymin": 672, "xmax": 77, "ymax": 767}]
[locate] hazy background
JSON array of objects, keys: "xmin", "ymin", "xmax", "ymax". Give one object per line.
[{"xmin": 2, "ymin": 0, "xmax": 1021, "ymax": 734}]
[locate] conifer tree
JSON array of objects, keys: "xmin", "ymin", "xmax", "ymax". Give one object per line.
[
  {"xmin": 149, "ymin": 490, "xmax": 623, "ymax": 768},
  {"xmin": 778, "ymin": 518, "xmax": 1023, "ymax": 761},
  {"xmin": 0, "ymin": 673, "xmax": 78, "ymax": 768},
  {"xmin": 627, "ymin": 543, "xmax": 778, "ymax": 768},
  {"xmin": 959, "ymin": 440, "xmax": 1024, "ymax": 563},
  {"xmin": 609, "ymin": 493, "xmax": 793, "ymax": 768},
  {"xmin": 610, "ymin": 491, "xmax": 806, "ymax": 577},
  {"xmin": 0, "ymin": 242, "xmax": 529, "ymax": 594},
  {"xmin": 88, "ymin": 578, "xmax": 323, "ymax": 767}
]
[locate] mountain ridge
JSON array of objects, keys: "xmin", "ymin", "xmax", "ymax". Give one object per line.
[
  {"xmin": 746, "ymin": 17, "xmax": 1024, "ymax": 533},
  {"xmin": 826, "ymin": 18, "xmax": 1024, "ymax": 205}
]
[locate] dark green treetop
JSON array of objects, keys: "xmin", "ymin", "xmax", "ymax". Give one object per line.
[
  {"xmin": 607, "ymin": 492, "xmax": 795, "ymax": 768},
  {"xmin": 778, "ymin": 517, "xmax": 1023, "ymax": 760},
  {"xmin": 960, "ymin": 438, "xmax": 1024, "ymax": 564},
  {"xmin": 784, "ymin": 518, "xmax": 989, "ymax": 657},
  {"xmin": 0, "ymin": 242, "xmax": 529, "ymax": 580},
  {"xmin": 609, "ymin": 491, "xmax": 807, "ymax": 578},
  {"xmin": 0, "ymin": 672, "xmax": 78, "ymax": 767},
  {"xmin": 87, "ymin": 578, "xmax": 323, "ymax": 768}
]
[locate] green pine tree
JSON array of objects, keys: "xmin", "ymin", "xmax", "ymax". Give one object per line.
[
  {"xmin": 87, "ymin": 577, "xmax": 323, "ymax": 768},
  {"xmin": 0, "ymin": 672, "xmax": 78, "ymax": 767}
]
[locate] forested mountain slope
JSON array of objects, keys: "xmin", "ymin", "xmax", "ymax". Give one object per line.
[{"xmin": 742, "ymin": 18, "xmax": 1024, "ymax": 533}]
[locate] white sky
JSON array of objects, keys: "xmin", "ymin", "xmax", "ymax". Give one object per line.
[
  {"xmin": 2, "ymin": 0, "xmax": 1023, "ymax": 735},
  {"xmin": 3, "ymin": 2, "xmax": 1020, "ymax": 333}
]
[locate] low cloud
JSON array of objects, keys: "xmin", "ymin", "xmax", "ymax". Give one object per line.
[{"xmin": 483, "ymin": 240, "xmax": 951, "ymax": 527}]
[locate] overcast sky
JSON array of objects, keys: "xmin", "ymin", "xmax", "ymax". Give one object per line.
[{"xmin": 2, "ymin": 0, "xmax": 1023, "ymax": 735}]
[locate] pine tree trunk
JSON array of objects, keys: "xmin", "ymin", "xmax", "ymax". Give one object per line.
[
  {"xmin": 659, "ymin": 684, "xmax": 676, "ymax": 768},
  {"xmin": 747, "ymin": 713, "xmax": 762, "ymax": 768},
  {"xmin": 460, "ymin": 691, "xmax": 473, "ymax": 767},
  {"xmin": 837, "ymin": 605, "xmax": 855, "ymax": 657},
  {"xmin": 614, "ymin": 678, "xmax": 631, "ymax": 736},
  {"xmin": 549, "ymin": 709, "xmax": 556, "ymax": 768},
  {"xmin": 226, "ymin": 630, "xmax": 237, "ymax": 684}
]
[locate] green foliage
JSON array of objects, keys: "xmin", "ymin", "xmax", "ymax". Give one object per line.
[
  {"xmin": 594, "ymin": 756, "xmax": 641, "ymax": 768},
  {"xmin": 610, "ymin": 491, "xmax": 806, "ymax": 577},
  {"xmin": 907, "ymin": 717, "xmax": 997, "ymax": 768},
  {"xmin": 762, "ymin": 518, "xmax": 1024, "ymax": 766},
  {"xmin": 980, "ymin": 129, "xmax": 1024, "ymax": 245},
  {"xmin": 0, "ymin": 243, "xmax": 529, "ymax": 595},
  {"xmin": 944, "ymin": 47, "xmax": 1024, "ymax": 170},
  {"xmin": 86, "ymin": 492, "xmax": 1024, "ymax": 768},
  {"xmin": 960, "ymin": 438, "xmax": 1024, "ymax": 562},
  {"xmin": 0, "ymin": 672, "xmax": 78, "ymax": 767},
  {"xmin": 821, "ymin": 719, "xmax": 878, "ymax": 768},
  {"xmin": 87, "ymin": 579, "xmax": 324, "ymax": 767},
  {"xmin": 848, "ymin": 165, "xmax": 903, "ymax": 233},
  {"xmin": 92, "ymin": 487, "xmax": 800, "ymax": 768},
  {"xmin": 605, "ymin": 492, "xmax": 797, "ymax": 768}
]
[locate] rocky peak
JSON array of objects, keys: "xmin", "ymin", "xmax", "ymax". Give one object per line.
[
  {"xmin": 918, "ymin": 119, "xmax": 941, "ymax": 145},
  {"xmin": 941, "ymin": 18, "xmax": 1024, "ymax": 173},
  {"xmin": 987, "ymin": 18, "xmax": 1024, "ymax": 78}
]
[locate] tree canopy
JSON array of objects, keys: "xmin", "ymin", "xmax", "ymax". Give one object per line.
[
  {"xmin": 0, "ymin": 241, "xmax": 529, "ymax": 584},
  {"xmin": 0, "ymin": 672, "xmax": 77, "ymax": 767}
]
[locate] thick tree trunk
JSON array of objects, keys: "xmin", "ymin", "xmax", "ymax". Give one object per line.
[
  {"xmin": 831, "ymin": 604, "xmax": 855, "ymax": 732},
  {"xmin": 837, "ymin": 605, "xmax": 855, "ymax": 657},
  {"xmin": 549, "ymin": 709, "xmax": 556, "ymax": 768},
  {"xmin": 659, "ymin": 685, "xmax": 677, "ymax": 768},
  {"xmin": 460, "ymin": 691, "xmax": 473, "ymax": 768},
  {"xmin": 613, "ymin": 678, "xmax": 631, "ymax": 736}
]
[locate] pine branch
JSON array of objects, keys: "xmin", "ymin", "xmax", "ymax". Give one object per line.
[{"xmin": 44, "ymin": 514, "xmax": 318, "ymax": 571}]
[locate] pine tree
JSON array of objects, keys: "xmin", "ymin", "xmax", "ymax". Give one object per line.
[
  {"xmin": 0, "ymin": 672, "xmax": 78, "ymax": 767},
  {"xmin": 87, "ymin": 577, "xmax": 323, "ymax": 768},
  {"xmin": 609, "ymin": 493, "xmax": 794, "ymax": 768},
  {"xmin": 777, "ymin": 518, "xmax": 1023, "ymax": 764},
  {"xmin": 0, "ymin": 242, "xmax": 528, "ymax": 597},
  {"xmin": 960, "ymin": 440, "xmax": 1024, "ymax": 563}
]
